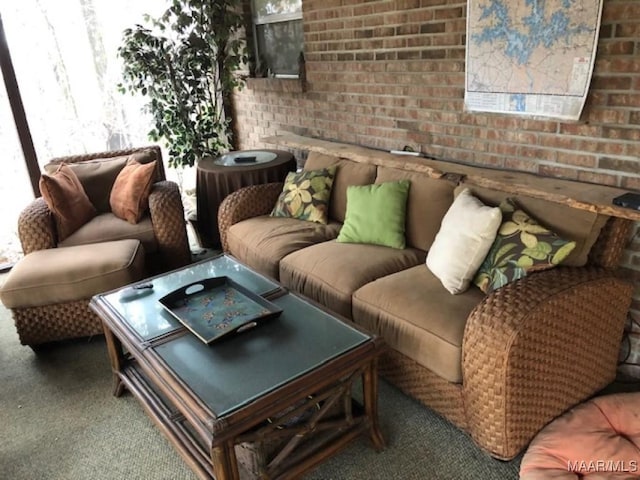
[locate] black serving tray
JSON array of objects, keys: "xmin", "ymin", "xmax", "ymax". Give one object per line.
[{"xmin": 159, "ymin": 277, "xmax": 282, "ymax": 344}]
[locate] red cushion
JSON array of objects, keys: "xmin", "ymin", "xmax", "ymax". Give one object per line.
[
  {"xmin": 109, "ymin": 159, "xmax": 156, "ymax": 224},
  {"xmin": 520, "ymin": 392, "xmax": 640, "ymax": 479},
  {"xmin": 39, "ymin": 164, "xmax": 97, "ymax": 241}
]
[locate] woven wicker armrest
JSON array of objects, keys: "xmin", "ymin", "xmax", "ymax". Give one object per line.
[
  {"xmin": 17, "ymin": 197, "xmax": 57, "ymax": 254},
  {"xmin": 148, "ymin": 181, "xmax": 191, "ymax": 270},
  {"xmin": 461, "ymin": 267, "xmax": 633, "ymax": 460},
  {"xmin": 217, "ymin": 182, "xmax": 284, "ymax": 252}
]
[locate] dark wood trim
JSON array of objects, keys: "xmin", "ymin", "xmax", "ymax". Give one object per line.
[{"xmin": 0, "ymin": 13, "xmax": 40, "ymax": 197}]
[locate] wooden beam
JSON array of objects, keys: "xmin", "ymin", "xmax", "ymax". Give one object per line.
[
  {"xmin": 262, "ymin": 133, "xmax": 640, "ymax": 222},
  {"xmin": 0, "ymin": 13, "xmax": 40, "ymax": 197},
  {"xmin": 262, "ymin": 133, "xmax": 444, "ymax": 178}
]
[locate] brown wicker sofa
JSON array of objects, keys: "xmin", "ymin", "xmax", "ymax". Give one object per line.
[{"xmin": 217, "ymin": 144, "xmax": 633, "ymax": 460}]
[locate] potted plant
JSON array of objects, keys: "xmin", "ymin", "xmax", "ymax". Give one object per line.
[{"xmin": 117, "ymin": 0, "xmax": 247, "ymax": 168}]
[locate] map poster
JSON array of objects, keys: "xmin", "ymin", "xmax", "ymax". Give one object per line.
[{"xmin": 465, "ymin": 0, "xmax": 604, "ymax": 121}]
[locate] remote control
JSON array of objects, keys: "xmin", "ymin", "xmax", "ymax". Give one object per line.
[
  {"xmin": 234, "ymin": 156, "xmax": 257, "ymax": 163},
  {"xmin": 612, "ymin": 192, "xmax": 640, "ymax": 210}
]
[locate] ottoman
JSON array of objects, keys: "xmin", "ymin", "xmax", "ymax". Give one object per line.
[
  {"xmin": 0, "ymin": 239, "xmax": 145, "ymax": 347},
  {"xmin": 520, "ymin": 392, "xmax": 640, "ymax": 479}
]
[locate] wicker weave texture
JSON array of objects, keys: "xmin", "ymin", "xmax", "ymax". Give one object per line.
[
  {"xmin": 12, "ymin": 299, "xmax": 103, "ymax": 346},
  {"xmin": 18, "ymin": 198, "xmax": 56, "ymax": 254},
  {"xmin": 217, "ymin": 182, "xmax": 284, "ymax": 252},
  {"xmin": 378, "ymin": 349, "xmax": 468, "ymax": 431},
  {"xmin": 148, "ymin": 180, "xmax": 191, "ymax": 270},
  {"xmin": 588, "ymin": 217, "xmax": 633, "ymax": 269},
  {"xmin": 462, "ymin": 267, "xmax": 633, "ymax": 459}
]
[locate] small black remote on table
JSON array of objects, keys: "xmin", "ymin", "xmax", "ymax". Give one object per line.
[
  {"xmin": 234, "ymin": 156, "xmax": 257, "ymax": 164},
  {"xmin": 612, "ymin": 192, "xmax": 640, "ymax": 210}
]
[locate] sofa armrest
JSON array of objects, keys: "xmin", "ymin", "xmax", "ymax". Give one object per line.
[
  {"xmin": 461, "ymin": 267, "xmax": 633, "ymax": 460},
  {"xmin": 217, "ymin": 182, "xmax": 284, "ymax": 252},
  {"xmin": 18, "ymin": 197, "xmax": 57, "ymax": 254},
  {"xmin": 148, "ymin": 181, "xmax": 191, "ymax": 270}
]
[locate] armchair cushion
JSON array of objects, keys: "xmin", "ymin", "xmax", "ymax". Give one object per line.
[
  {"xmin": 39, "ymin": 164, "xmax": 97, "ymax": 241},
  {"xmin": 44, "ymin": 150, "xmax": 156, "ymax": 213},
  {"xmin": 58, "ymin": 212, "xmax": 157, "ymax": 254},
  {"xmin": 109, "ymin": 159, "xmax": 157, "ymax": 224}
]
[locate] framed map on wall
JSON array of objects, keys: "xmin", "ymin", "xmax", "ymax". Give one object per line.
[{"xmin": 464, "ymin": 0, "xmax": 604, "ymax": 121}]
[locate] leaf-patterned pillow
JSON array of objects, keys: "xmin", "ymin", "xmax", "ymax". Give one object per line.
[
  {"xmin": 270, "ymin": 166, "xmax": 336, "ymax": 224},
  {"xmin": 473, "ymin": 198, "xmax": 576, "ymax": 294}
]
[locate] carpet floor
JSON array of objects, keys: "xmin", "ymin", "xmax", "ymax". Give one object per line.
[{"xmin": 0, "ymin": 288, "xmax": 522, "ymax": 479}]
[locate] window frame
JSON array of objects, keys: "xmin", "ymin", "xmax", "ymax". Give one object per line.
[{"xmin": 251, "ymin": 1, "xmax": 303, "ymax": 79}]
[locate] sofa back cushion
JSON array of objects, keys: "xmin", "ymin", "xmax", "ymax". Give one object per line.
[
  {"xmin": 457, "ymin": 185, "xmax": 609, "ymax": 267},
  {"xmin": 304, "ymin": 152, "xmax": 377, "ymax": 223},
  {"xmin": 376, "ymin": 166, "xmax": 455, "ymax": 251}
]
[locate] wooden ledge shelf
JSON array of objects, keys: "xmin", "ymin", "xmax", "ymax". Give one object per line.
[{"xmin": 262, "ymin": 133, "xmax": 640, "ymax": 222}]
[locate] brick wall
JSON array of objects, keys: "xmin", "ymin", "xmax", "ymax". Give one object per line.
[{"xmin": 233, "ymin": 0, "xmax": 640, "ymax": 373}]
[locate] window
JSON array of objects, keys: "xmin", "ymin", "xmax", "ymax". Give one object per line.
[{"xmin": 251, "ymin": 0, "xmax": 303, "ymax": 78}]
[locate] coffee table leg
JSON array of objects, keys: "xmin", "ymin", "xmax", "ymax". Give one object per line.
[
  {"xmin": 363, "ymin": 360, "xmax": 385, "ymax": 451},
  {"xmin": 212, "ymin": 442, "xmax": 239, "ymax": 480},
  {"xmin": 102, "ymin": 322, "xmax": 126, "ymax": 397}
]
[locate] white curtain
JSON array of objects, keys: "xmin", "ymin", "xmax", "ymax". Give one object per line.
[{"xmin": 0, "ymin": 0, "xmax": 167, "ymax": 264}]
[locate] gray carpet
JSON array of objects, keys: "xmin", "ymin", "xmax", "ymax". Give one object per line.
[{"xmin": 0, "ymin": 297, "xmax": 521, "ymax": 479}]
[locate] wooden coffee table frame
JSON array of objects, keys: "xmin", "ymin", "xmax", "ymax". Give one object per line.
[{"xmin": 92, "ymin": 292, "xmax": 385, "ymax": 480}]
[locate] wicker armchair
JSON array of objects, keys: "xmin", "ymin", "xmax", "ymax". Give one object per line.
[{"xmin": 19, "ymin": 146, "xmax": 191, "ymax": 272}]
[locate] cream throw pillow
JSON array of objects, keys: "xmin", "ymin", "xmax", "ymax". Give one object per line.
[{"xmin": 426, "ymin": 188, "xmax": 502, "ymax": 294}]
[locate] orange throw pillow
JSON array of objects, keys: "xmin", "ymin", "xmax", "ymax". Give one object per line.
[
  {"xmin": 109, "ymin": 159, "xmax": 157, "ymax": 224},
  {"xmin": 39, "ymin": 164, "xmax": 97, "ymax": 241}
]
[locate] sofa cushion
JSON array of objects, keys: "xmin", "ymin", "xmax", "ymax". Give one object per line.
[
  {"xmin": 458, "ymin": 185, "xmax": 608, "ymax": 267},
  {"xmin": 353, "ymin": 265, "xmax": 484, "ymax": 383},
  {"xmin": 270, "ymin": 165, "xmax": 336, "ymax": 224},
  {"xmin": 0, "ymin": 239, "xmax": 145, "ymax": 308},
  {"xmin": 44, "ymin": 151, "xmax": 157, "ymax": 213},
  {"xmin": 110, "ymin": 159, "xmax": 157, "ymax": 224},
  {"xmin": 337, "ymin": 180, "xmax": 410, "ymax": 249},
  {"xmin": 473, "ymin": 198, "xmax": 577, "ymax": 294},
  {"xmin": 279, "ymin": 240, "xmax": 426, "ymax": 318},
  {"xmin": 427, "ymin": 189, "xmax": 502, "ymax": 294},
  {"xmin": 304, "ymin": 153, "xmax": 377, "ymax": 223},
  {"xmin": 58, "ymin": 212, "xmax": 158, "ymax": 254},
  {"xmin": 375, "ymin": 166, "xmax": 455, "ymax": 250},
  {"xmin": 39, "ymin": 164, "xmax": 97, "ymax": 242},
  {"xmin": 227, "ymin": 216, "xmax": 342, "ymax": 280}
]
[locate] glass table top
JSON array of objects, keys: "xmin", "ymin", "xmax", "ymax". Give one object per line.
[
  {"xmin": 154, "ymin": 292, "xmax": 369, "ymax": 416},
  {"xmin": 98, "ymin": 254, "xmax": 370, "ymax": 417},
  {"xmin": 102, "ymin": 255, "xmax": 281, "ymax": 341}
]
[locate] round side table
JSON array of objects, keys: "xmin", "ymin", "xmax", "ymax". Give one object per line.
[{"xmin": 195, "ymin": 150, "xmax": 296, "ymax": 248}]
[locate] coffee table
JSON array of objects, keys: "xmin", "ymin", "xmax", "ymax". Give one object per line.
[{"xmin": 90, "ymin": 254, "xmax": 385, "ymax": 480}]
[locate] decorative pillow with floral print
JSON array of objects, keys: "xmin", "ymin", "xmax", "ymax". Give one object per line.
[
  {"xmin": 270, "ymin": 165, "xmax": 336, "ymax": 224},
  {"xmin": 473, "ymin": 198, "xmax": 576, "ymax": 294}
]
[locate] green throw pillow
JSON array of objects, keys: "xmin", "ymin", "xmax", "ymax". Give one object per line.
[
  {"xmin": 337, "ymin": 180, "xmax": 410, "ymax": 249},
  {"xmin": 473, "ymin": 198, "xmax": 576, "ymax": 294},
  {"xmin": 270, "ymin": 166, "xmax": 336, "ymax": 224}
]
